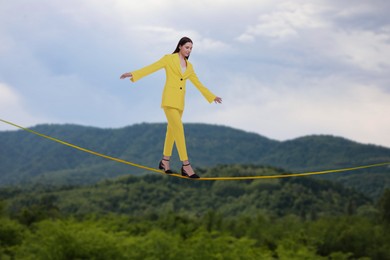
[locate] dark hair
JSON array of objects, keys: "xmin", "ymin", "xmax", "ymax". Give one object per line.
[{"xmin": 173, "ymin": 37, "xmax": 193, "ymax": 59}]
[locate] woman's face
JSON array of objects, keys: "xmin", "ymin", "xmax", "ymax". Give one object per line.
[{"xmin": 179, "ymin": 42, "xmax": 193, "ymax": 58}]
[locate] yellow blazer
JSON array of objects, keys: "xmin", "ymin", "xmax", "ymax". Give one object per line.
[{"xmin": 130, "ymin": 53, "xmax": 216, "ymax": 111}]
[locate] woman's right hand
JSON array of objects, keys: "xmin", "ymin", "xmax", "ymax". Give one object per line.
[
  {"xmin": 214, "ymin": 96, "xmax": 223, "ymax": 104},
  {"xmin": 120, "ymin": 72, "xmax": 132, "ymax": 79}
]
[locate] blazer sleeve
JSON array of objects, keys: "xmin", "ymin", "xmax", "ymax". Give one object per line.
[
  {"xmin": 130, "ymin": 55, "xmax": 167, "ymax": 82},
  {"xmin": 188, "ymin": 71, "xmax": 216, "ymax": 103}
]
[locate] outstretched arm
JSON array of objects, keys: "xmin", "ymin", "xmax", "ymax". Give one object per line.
[
  {"xmin": 120, "ymin": 55, "xmax": 167, "ymax": 83},
  {"xmin": 188, "ymin": 72, "xmax": 222, "ymax": 104}
]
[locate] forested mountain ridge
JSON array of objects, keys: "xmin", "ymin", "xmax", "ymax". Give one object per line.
[
  {"xmin": 1, "ymin": 124, "xmax": 390, "ymax": 259},
  {"xmin": 0, "ymin": 165, "xmax": 373, "ymax": 220},
  {"xmin": 1, "ymin": 166, "xmax": 389, "ymax": 259},
  {"xmin": 1, "ymin": 122, "xmax": 389, "ymax": 198}
]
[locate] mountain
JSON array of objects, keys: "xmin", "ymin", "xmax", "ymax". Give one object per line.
[
  {"xmin": 2, "ymin": 165, "xmax": 388, "ymax": 260},
  {"xmin": 0, "ymin": 123, "xmax": 277, "ymax": 185},
  {"xmin": 264, "ymin": 135, "xmax": 390, "ymax": 171},
  {"xmin": 1, "ymin": 123, "xmax": 390, "ymax": 198},
  {"xmin": 0, "ymin": 165, "xmax": 373, "ymax": 220}
]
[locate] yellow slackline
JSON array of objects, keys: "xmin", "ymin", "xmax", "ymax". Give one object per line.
[{"xmin": 1, "ymin": 118, "xmax": 390, "ymax": 181}]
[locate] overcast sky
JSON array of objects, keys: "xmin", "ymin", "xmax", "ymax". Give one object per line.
[{"xmin": 1, "ymin": 0, "xmax": 390, "ymax": 148}]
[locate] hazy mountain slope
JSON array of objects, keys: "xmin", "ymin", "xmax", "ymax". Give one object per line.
[{"xmin": 1, "ymin": 123, "xmax": 389, "ymax": 198}]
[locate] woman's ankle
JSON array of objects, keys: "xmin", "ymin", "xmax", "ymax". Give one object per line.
[{"xmin": 182, "ymin": 160, "xmax": 190, "ymax": 165}]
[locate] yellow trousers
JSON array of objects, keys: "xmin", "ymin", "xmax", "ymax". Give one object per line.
[{"xmin": 163, "ymin": 107, "xmax": 188, "ymax": 161}]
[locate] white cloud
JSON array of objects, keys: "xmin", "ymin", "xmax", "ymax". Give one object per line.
[
  {"xmin": 0, "ymin": 83, "xmax": 47, "ymax": 130},
  {"xmin": 236, "ymin": 34, "xmax": 255, "ymax": 43},
  {"xmin": 236, "ymin": 1, "xmax": 329, "ymax": 41},
  {"xmin": 1, "ymin": 0, "xmax": 390, "ymax": 148},
  {"xmin": 235, "ymin": 0, "xmax": 390, "ymax": 75},
  {"xmin": 131, "ymin": 25, "xmax": 231, "ymax": 56},
  {"xmin": 188, "ymin": 74, "xmax": 390, "ymax": 147},
  {"xmin": 0, "ymin": 83, "xmax": 20, "ymax": 108},
  {"xmin": 328, "ymin": 28, "xmax": 390, "ymax": 72}
]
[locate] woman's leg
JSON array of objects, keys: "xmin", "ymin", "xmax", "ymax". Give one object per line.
[
  {"xmin": 163, "ymin": 122, "xmax": 177, "ymax": 159},
  {"xmin": 163, "ymin": 107, "xmax": 187, "ymax": 161},
  {"xmin": 160, "ymin": 109, "xmax": 181, "ymax": 171},
  {"xmin": 163, "ymin": 107, "xmax": 196, "ymax": 176}
]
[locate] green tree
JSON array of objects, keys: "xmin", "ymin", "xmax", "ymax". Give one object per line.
[
  {"xmin": 14, "ymin": 219, "xmax": 125, "ymax": 260},
  {"xmin": 378, "ymin": 189, "xmax": 390, "ymax": 226},
  {"xmin": 0, "ymin": 217, "xmax": 26, "ymax": 259}
]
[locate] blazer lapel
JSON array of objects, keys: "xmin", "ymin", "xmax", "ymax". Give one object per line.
[
  {"xmin": 172, "ymin": 53, "xmax": 192, "ymax": 77},
  {"xmin": 183, "ymin": 61, "xmax": 192, "ymax": 78},
  {"xmin": 173, "ymin": 53, "xmax": 183, "ymax": 76}
]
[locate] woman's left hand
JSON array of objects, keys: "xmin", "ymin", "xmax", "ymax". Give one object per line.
[{"xmin": 214, "ymin": 97, "xmax": 223, "ymax": 104}]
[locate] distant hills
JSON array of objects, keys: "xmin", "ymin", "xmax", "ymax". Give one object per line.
[{"xmin": 1, "ymin": 123, "xmax": 389, "ymax": 198}]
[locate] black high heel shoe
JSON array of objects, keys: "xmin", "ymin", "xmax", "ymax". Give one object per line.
[
  {"xmin": 181, "ymin": 163, "xmax": 200, "ymax": 178},
  {"xmin": 159, "ymin": 158, "xmax": 173, "ymax": 174}
]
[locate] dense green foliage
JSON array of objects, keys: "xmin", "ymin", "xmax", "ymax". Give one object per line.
[
  {"xmin": 0, "ymin": 166, "xmax": 390, "ymax": 259},
  {"xmin": 1, "ymin": 165, "xmax": 372, "ymax": 220},
  {"xmin": 1, "ymin": 212, "xmax": 389, "ymax": 259},
  {"xmin": 1, "ymin": 123, "xmax": 390, "ymax": 199}
]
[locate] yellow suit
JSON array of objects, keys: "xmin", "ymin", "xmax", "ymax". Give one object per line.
[
  {"xmin": 130, "ymin": 53, "xmax": 216, "ymax": 111},
  {"xmin": 129, "ymin": 53, "xmax": 217, "ymax": 162}
]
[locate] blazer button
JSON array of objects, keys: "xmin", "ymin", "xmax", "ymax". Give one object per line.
[
  {"xmin": 180, "ymin": 78, "xmax": 183, "ymax": 81},
  {"xmin": 180, "ymin": 87, "xmax": 182, "ymax": 90}
]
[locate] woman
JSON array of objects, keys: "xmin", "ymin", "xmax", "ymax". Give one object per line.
[{"xmin": 120, "ymin": 37, "xmax": 222, "ymax": 178}]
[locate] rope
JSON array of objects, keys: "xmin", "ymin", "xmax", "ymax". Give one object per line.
[{"xmin": 1, "ymin": 118, "xmax": 389, "ymax": 181}]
